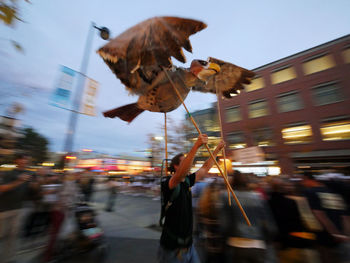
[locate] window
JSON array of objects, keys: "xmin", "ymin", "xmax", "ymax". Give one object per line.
[
  {"xmin": 226, "ymin": 106, "xmax": 241, "ymax": 123},
  {"xmin": 312, "ymin": 82, "xmax": 343, "ymax": 106},
  {"xmin": 252, "ymin": 127, "xmax": 275, "ymax": 147},
  {"xmin": 245, "ymin": 76, "xmax": 264, "ymax": 92},
  {"xmin": 227, "ymin": 132, "xmax": 246, "ymax": 149},
  {"xmin": 343, "ymin": 47, "xmax": 350, "ymax": 64},
  {"xmin": 248, "ymin": 100, "xmax": 269, "ymax": 118},
  {"xmin": 281, "ymin": 124, "xmax": 313, "ymax": 144},
  {"xmin": 277, "ymin": 91, "xmax": 304, "ymax": 113},
  {"xmin": 320, "ymin": 118, "xmax": 350, "ymax": 141},
  {"xmin": 271, "ymin": 66, "xmax": 296, "ymax": 85},
  {"xmin": 302, "ymin": 54, "xmax": 335, "ymax": 75}
]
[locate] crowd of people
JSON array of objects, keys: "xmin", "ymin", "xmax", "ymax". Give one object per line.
[
  {"xmin": 160, "ymin": 134, "xmax": 350, "ymax": 263},
  {"xmin": 1, "ymin": 145, "xmax": 349, "ymax": 263},
  {"xmin": 0, "ymin": 154, "xmax": 100, "ymax": 263},
  {"xmin": 193, "ymin": 170, "xmax": 350, "ymax": 263}
]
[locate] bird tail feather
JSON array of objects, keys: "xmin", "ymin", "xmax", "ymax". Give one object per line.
[{"xmin": 103, "ymin": 103, "xmax": 144, "ymax": 123}]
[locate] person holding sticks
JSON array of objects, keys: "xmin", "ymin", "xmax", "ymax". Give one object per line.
[{"xmin": 158, "ymin": 133, "xmax": 225, "ymax": 263}]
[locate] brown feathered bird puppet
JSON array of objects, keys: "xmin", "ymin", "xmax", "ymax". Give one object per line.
[{"xmin": 98, "ymin": 17, "xmax": 255, "ymax": 123}]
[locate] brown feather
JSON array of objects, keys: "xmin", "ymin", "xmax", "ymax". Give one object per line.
[
  {"xmin": 103, "ymin": 103, "xmax": 144, "ymax": 123},
  {"xmin": 98, "ymin": 16, "xmax": 206, "ymax": 72}
]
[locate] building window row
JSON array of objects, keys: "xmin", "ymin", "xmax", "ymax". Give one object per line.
[
  {"xmin": 312, "ymin": 81, "xmax": 344, "ymax": 106},
  {"xmin": 248, "ymin": 100, "xmax": 269, "ymax": 119},
  {"xmin": 226, "ymin": 117, "xmax": 350, "ymax": 149},
  {"xmin": 225, "ymin": 82, "xmax": 344, "ymax": 122},
  {"xmin": 277, "ymin": 91, "xmax": 303, "ymax": 113},
  {"xmin": 244, "ymin": 47, "xmax": 350, "ymax": 91}
]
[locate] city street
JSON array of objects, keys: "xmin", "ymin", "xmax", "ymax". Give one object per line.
[{"xmin": 19, "ymin": 189, "xmax": 163, "ymax": 263}]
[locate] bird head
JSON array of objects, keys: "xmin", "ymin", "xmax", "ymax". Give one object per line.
[{"xmin": 190, "ymin": 59, "xmax": 221, "ymax": 81}]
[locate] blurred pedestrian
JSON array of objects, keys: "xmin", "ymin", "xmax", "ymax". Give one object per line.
[
  {"xmin": 158, "ymin": 134, "xmax": 225, "ymax": 263},
  {"xmin": 105, "ymin": 176, "xmax": 118, "ymax": 212},
  {"xmin": 78, "ymin": 171, "xmax": 95, "ymax": 203},
  {"xmin": 0, "ymin": 154, "xmax": 32, "ymax": 263},
  {"xmin": 192, "ymin": 176, "xmax": 211, "ymax": 238},
  {"xmin": 222, "ymin": 170, "xmax": 277, "ymax": 263},
  {"xmin": 197, "ymin": 178, "xmax": 226, "ymax": 263},
  {"xmin": 269, "ymin": 178, "xmax": 320, "ymax": 263},
  {"xmin": 22, "ymin": 167, "xmax": 50, "ymax": 243},
  {"xmin": 40, "ymin": 172, "xmax": 65, "ymax": 262},
  {"xmin": 301, "ymin": 171, "xmax": 350, "ymax": 263}
]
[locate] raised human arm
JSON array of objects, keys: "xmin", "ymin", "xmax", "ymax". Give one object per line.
[
  {"xmin": 195, "ymin": 140, "xmax": 226, "ymax": 182},
  {"xmin": 169, "ymin": 134, "xmax": 208, "ymax": 189},
  {"xmin": 0, "ymin": 173, "xmax": 30, "ymax": 193}
]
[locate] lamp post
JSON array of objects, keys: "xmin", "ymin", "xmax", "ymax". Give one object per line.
[{"xmin": 63, "ymin": 22, "xmax": 110, "ymax": 153}]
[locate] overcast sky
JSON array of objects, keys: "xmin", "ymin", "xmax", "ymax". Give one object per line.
[{"xmin": 1, "ymin": 0, "xmax": 349, "ymax": 157}]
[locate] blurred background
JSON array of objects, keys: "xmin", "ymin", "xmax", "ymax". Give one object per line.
[{"xmin": 0, "ymin": 0, "xmax": 349, "ymax": 263}]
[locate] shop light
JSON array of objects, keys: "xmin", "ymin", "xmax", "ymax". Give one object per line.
[
  {"xmin": 0, "ymin": 164, "xmax": 16, "ymax": 168},
  {"xmin": 42, "ymin": 162, "xmax": 55, "ymax": 167},
  {"xmin": 82, "ymin": 149, "xmax": 93, "ymax": 152}
]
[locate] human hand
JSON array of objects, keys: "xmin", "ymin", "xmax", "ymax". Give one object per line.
[
  {"xmin": 18, "ymin": 173, "xmax": 31, "ymax": 182},
  {"xmin": 217, "ymin": 140, "xmax": 226, "ymax": 151},
  {"xmin": 196, "ymin": 134, "xmax": 208, "ymax": 147}
]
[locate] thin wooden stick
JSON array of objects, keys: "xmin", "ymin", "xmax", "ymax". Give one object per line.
[
  {"xmin": 164, "ymin": 112, "xmax": 168, "ymax": 176},
  {"xmin": 216, "ymin": 89, "xmax": 231, "ymax": 206},
  {"xmin": 162, "ymin": 68, "xmax": 250, "ymax": 226}
]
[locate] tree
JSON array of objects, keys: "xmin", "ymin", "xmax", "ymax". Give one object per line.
[
  {"xmin": 147, "ymin": 116, "xmax": 191, "ymax": 168},
  {"xmin": 16, "ymin": 127, "xmax": 49, "ymax": 164},
  {"xmin": 0, "ymin": 0, "xmax": 31, "ymax": 52}
]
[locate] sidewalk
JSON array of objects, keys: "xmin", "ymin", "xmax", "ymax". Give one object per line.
[{"xmin": 16, "ymin": 192, "xmax": 162, "ymax": 263}]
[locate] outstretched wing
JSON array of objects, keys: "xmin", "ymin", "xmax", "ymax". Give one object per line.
[
  {"xmin": 98, "ymin": 16, "xmax": 207, "ymax": 95},
  {"xmin": 191, "ymin": 57, "xmax": 255, "ymax": 98}
]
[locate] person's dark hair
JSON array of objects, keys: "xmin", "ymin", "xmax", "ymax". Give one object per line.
[
  {"xmin": 14, "ymin": 153, "xmax": 28, "ymax": 160},
  {"xmin": 303, "ymin": 170, "xmax": 314, "ymax": 179},
  {"xmin": 232, "ymin": 170, "xmax": 249, "ymax": 190},
  {"xmin": 169, "ymin": 153, "xmax": 184, "ymax": 174}
]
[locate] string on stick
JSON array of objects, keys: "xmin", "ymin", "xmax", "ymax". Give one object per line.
[
  {"xmin": 164, "ymin": 112, "xmax": 168, "ymax": 176},
  {"xmin": 162, "ymin": 68, "xmax": 251, "ymax": 226},
  {"xmin": 216, "ymin": 88, "xmax": 231, "ymax": 206}
]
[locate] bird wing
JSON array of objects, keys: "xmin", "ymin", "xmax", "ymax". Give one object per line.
[
  {"xmin": 98, "ymin": 17, "xmax": 207, "ymax": 95},
  {"xmin": 98, "ymin": 17, "xmax": 207, "ymax": 70},
  {"xmin": 191, "ymin": 57, "xmax": 255, "ymax": 98},
  {"xmin": 102, "ymin": 57, "xmax": 162, "ymax": 95}
]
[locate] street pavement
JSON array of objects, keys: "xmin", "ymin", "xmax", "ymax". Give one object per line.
[{"xmin": 18, "ymin": 190, "xmax": 164, "ymax": 263}]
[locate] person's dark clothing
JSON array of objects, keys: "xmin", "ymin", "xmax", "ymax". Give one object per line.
[
  {"xmin": 23, "ymin": 211, "xmax": 50, "ymax": 238},
  {"xmin": 223, "ymin": 190, "xmax": 276, "ymax": 241},
  {"xmin": 160, "ymin": 173, "xmax": 196, "ymax": 250},
  {"xmin": 304, "ymin": 185, "xmax": 348, "ymax": 247},
  {"xmin": 105, "ymin": 181, "xmax": 117, "ymax": 212},
  {"xmin": 81, "ymin": 177, "xmax": 95, "ymax": 202},
  {"xmin": 226, "ymin": 247, "xmax": 266, "ymax": 263},
  {"xmin": 197, "ymin": 181, "xmax": 225, "ymax": 263},
  {"xmin": 222, "ymin": 190, "xmax": 277, "ymax": 263},
  {"xmin": 0, "ymin": 169, "xmax": 30, "ymax": 212},
  {"xmin": 268, "ymin": 192, "xmax": 314, "ymax": 248}
]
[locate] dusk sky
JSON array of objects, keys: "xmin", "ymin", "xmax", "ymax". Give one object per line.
[{"xmin": 1, "ymin": 0, "xmax": 349, "ymax": 157}]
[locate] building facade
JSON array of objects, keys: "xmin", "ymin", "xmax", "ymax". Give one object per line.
[
  {"xmin": 185, "ymin": 105, "xmax": 221, "ymax": 158},
  {"xmin": 219, "ymin": 35, "xmax": 350, "ymax": 175}
]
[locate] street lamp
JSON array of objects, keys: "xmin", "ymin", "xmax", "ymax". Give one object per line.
[{"xmin": 63, "ymin": 22, "xmax": 110, "ymax": 153}]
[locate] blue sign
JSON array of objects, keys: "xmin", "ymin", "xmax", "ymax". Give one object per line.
[{"xmin": 50, "ymin": 65, "xmax": 76, "ymax": 110}]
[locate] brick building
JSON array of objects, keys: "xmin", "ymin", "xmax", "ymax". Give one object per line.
[{"xmin": 218, "ymin": 34, "xmax": 350, "ymax": 175}]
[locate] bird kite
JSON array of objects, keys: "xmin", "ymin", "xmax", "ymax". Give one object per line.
[
  {"xmin": 98, "ymin": 16, "xmax": 254, "ymax": 225},
  {"xmin": 97, "ymin": 16, "xmax": 255, "ymax": 123}
]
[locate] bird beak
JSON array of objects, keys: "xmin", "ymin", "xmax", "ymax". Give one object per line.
[{"xmin": 208, "ymin": 62, "xmax": 220, "ymax": 73}]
